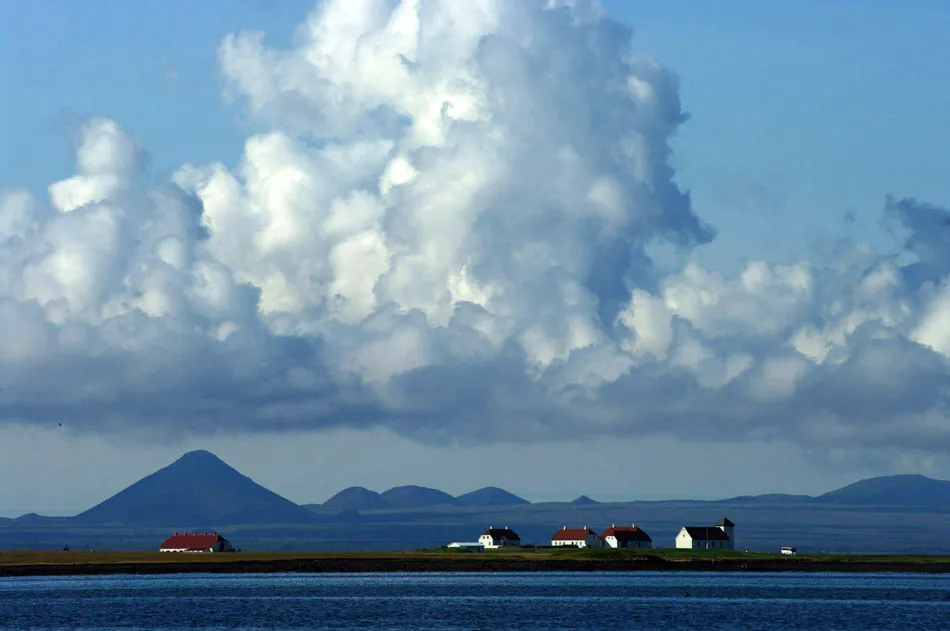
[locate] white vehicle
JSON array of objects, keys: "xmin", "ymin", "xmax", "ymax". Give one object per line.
[{"xmin": 780, "ymin": 546, "xmax": 797, "ymax": 556}]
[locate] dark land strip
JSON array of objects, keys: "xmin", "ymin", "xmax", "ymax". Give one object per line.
[{"xmin": 4, "ymin": 555, "xmax": 950, "ymax": 577}]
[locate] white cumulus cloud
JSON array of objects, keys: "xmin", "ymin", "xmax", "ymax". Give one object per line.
[{"xmin": 2, "ymin": 0, "xmax": 950, "ymax": 457}]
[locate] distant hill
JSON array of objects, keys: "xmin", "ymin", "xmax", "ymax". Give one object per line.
[
  {"xmin": 380, "ymin": 485, "xmax": 458, "ymax": 508},
  {"xmin": 13, "ymin": 513, "xmax": 67, "ymax": 523},
  {"xmin": 816, "ymin": 474, "xmax": 950, "ymax": 506},
  {"xmin": 15, "ymin": 513, "xmax": 42, "ymax": 521},
  {"xmin": 571, "ymin": 495, "xmax": 599, "ymax": 505},
  {"xmin": 456, "ymin": 487, "xmax": 530, "ymax": 506},
  {"xmin": 323, "ymin": 487, "xmax": 388, "ymax": 511},
  {"xmin": 74, "ymin": 450, "xmax": 316, "ymax": 526}
]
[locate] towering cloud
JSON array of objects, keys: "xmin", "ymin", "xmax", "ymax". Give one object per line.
[{"xmin": 1, "ymin": 0, "xmax": 949, "ymax": 453}]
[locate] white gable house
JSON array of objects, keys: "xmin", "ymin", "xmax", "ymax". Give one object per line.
[
  {"xmin": 478, "ymin": 526, "xmax": 521, "ymax": 549},
  {"xmin": 600, "ymin": 524, "xmax": 652, "ymax": 549},
  {"xmin": 675, "ymin": 517, "xmax": 735, "ymax": 550}
]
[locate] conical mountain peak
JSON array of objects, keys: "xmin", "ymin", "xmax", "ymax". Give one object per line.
[
  {"xmin": 571, "ymin": 495, "xmax": 600, "ymax": 505},
  {"xmin": 75, "ymin": 450, "xmax": 314, "ymax": 526}
]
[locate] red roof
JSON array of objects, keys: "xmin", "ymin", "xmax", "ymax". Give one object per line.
[
  {"xmin": 552, "ymin": 527, "xmax": 597, "ymax": 541},
  {"xmin": 480, "ymin": 527, "xmax": 520, "ymax": 540},
  {"xmin": 600, "ymin": 525, "xmax": 652, "ymax": 542},
  {"xmin": 160, "ymin": 532, "xmax": 227, "ymax": 550}
]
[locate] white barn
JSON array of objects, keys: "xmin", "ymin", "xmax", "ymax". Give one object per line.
[{"xmin": 551, "ymin": 526, "xmax": 600, "ymax": 548}]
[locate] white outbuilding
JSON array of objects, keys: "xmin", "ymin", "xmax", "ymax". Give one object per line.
[{"xmin": 447, "ymin": 541, "xmax": 484, "ymax": 552}]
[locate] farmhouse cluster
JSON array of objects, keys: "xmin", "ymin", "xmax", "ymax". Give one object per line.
[
  {"xmin": 156, "ymin": 517, "xmax": 737, "ymax": 554},
  {"xmin": 447, "ymin": 517, "xmax": 736, "ymax": 552}
]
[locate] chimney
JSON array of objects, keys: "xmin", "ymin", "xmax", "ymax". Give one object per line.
[
  {"xmin": 563, "ymin": 525, "xmax": 566, "ymax": 530},
  {"xmin": 611, "ymin": 524, "xmax": 615, "ymax": 528}
]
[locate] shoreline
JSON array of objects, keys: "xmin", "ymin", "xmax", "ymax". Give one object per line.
[{"xmin": 4, "ymin": 554, "xmax": 950, "ymax": 577}]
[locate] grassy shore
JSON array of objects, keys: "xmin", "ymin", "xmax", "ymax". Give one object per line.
[{"xmin": 3, "ymin": 548, "xmax": 950, "ymax": 577}]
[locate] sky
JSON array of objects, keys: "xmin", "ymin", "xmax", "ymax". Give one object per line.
[{"xmin": 1, "ymin": 0, "xmax": 949, "ymax": 516}]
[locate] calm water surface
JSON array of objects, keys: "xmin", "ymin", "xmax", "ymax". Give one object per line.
[{"xmin": 1, "ymin": 571, "xmax": 948, "ymax": 630}]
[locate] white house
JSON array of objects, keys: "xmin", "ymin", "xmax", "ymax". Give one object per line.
[
  {"xmin": 551, "ymin": 526, "xmax": 600, "ymax": 548},
  {"xmin": 478, "ymin": 526, "xmax": 521, "ymax": 549},
  {"xmin": 159, "ymin": 532, "xmax": 235, "ymax": 553},
  {"xmin": 447, "ymin": 541, "xmax": 484, "ymax": 552},
  {"xmin": 675, "ymin": 517, "xmax": 735, "ymax": 550},
  {"xmin": 600, "ymin": 524, "xmax": 652, "ymax": 549}
]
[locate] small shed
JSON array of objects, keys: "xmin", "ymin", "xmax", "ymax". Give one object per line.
[{"xmin": 447, "ymin": 541, "xmax": 484, "ymax": 553}]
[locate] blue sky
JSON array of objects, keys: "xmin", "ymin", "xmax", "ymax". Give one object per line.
[
  {"xmin": 1, "ymin": 1, "xmax": 949, "ymax": 515},
  {"xmin": 619, "ymin": 0, "xmax": 950, "ymax": 264},
  {"xmin": 1, "ymin": 0, "xmax": 309, "ymax": 190}
]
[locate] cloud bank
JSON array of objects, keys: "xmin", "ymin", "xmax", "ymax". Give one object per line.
[{"xmin": 2, "ymin": 0, "xmax": 949, "ymax": 452}]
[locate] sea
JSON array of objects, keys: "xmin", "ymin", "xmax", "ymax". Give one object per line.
[{"xmin": 1, "ymin": 571, "xmax": 948, "ymax": 630}]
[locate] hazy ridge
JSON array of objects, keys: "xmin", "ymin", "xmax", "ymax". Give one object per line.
[{"xmin": 3, "ymin": 451, "xmax": 949, "ymax": 554}]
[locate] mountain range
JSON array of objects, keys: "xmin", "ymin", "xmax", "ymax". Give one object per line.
[
  {"xmin": 3, "ymin": 450, "xmax": 950, "ymax": 553},
  {"xmin": 320, "ymin": 484, "xmax": 530, "ymax": 511}
]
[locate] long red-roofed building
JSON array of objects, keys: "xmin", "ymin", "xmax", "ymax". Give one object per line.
[
  {"xmin": 159, "ymin": 531, "xmax": 236, "ymax": 553},
  {"xmin": 551, "ymin": 526, "xmax": 600, "ymax": 548}
]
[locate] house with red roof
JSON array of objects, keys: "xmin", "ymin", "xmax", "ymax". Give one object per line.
[
  {"xmin": 478, "ymin": 526, "xmax": 521, "ymax": 548},
  {"xmin": 600, "ymin": 524, "xmax": 652, "ymax": 549},
  {"xmin": 159, "ymin": 531, "xmax": 236, "ymax": 553},
  {"xmin": 551, "ymin": 526, "xmax": 600, "ymax": 548}
]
